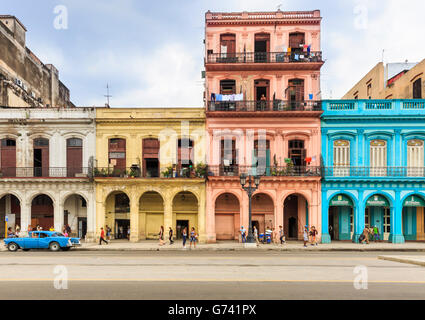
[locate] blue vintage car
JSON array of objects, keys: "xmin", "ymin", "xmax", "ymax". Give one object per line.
[{"xmin": 4, "ymin": 231, "xmax": 81, "ymax": 252}]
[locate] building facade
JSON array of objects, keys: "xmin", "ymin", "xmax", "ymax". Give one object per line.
[
  {"xmin": 0, "ymin": 15, "xmax": 73, "ymax": 108},
  {"xmin": 0, "ymin": 107, "xmax": 96, "ymax": 240},
  {"xmin": 321, "ymin": 99, "xmax": 425, "ymax": 243},
  {"xmin": 204, "ymin": 10, "xmax": 324, "ymax": 242},
  {"xmin": 343, "ymin": 60, "xmax": 425, "ymax": 100},
  {"xmin": 95, "ymin": 108, "xmax": 207, "ymax": 242}
]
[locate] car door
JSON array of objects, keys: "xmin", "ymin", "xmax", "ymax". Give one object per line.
[
  {"xmin": 24, "ymin": 232, "xmax": 39, "ymax": 248},
  {"xmin": 38, "ymin": 232, "xmax": 51, "ymax": 249}
]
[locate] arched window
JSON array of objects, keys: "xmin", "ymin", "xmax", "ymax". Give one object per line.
[
  {"xmin": 333, "ymin": 140, "xmax": 350, "ymax": 176},
  {"xmin": 67, "ymin": 138, "xmax": 83, "ymax": 177},
  {"xmin": 407, "ymin": 139, "xmax": 424, "ymax": 176},
  {"xmin": 370, "ymin": 140, "xmax": 387, "ymax": 176}
]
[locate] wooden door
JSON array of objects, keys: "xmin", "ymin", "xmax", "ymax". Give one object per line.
[
  {"xmin": 33, "ymin": 138, "xmax": 49, "ymax": 177},
  {"xmin": 143, "ymin": 139, "xmax": 160, "ymax": 177},
  {"xmin": 0, "ymin": 139, "xmax": 16, "ymax": 177},
  {"xmin": 66, "ymin": 138, "xmax": 83, "ymax": 177},
  {"xmin": 109, "ymin": 138, "xmax": 126, "ymax": 172}
]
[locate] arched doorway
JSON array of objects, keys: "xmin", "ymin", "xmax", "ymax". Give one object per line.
[
  {"xmin": 140, "ymin": 192, "xmax": 164, "ymax": 239},
  {"xmin": 402, "ymin": 195, "xmax": 425, "ymax": 241},
  {"xmin": 31, "ymin": 194, "xmax": 54, "ymax": 231},
  {"xmin": 173, "ymin": 192, "xmax": 198, "ymax": 239},
  {"xmin": 283, "ymin": 194, "xmax": 308, "ymax": 240},
  {"xmin": 365, "ymin": 194, "xmax": 391, "ymax": 241},
  {"xmin": 0, "ymin": 194, "xmax": 20, "ymax": 236},
  {"xmin": 64, "ymin": 194, "xmax": 87, "ymax": 238},
  {"xmin": 105, "ymin": 191, "xmax": 130, "ymax": 239},
  {"xmin": 328, "ymin": 194, "xmax": 354, "ymax": 241},
  {"xmin": 215, "ymin": 193, "xmax": 239, "ymax": 240},
  {"xmin": 252, "ymin": 193, "xmax": 274, "ymax": 235}
]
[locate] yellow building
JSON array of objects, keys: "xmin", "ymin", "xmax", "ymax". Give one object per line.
[
  {"xmin": 95, "ymin": 108, "xmax": 207, "ymax": 242},
  {"xmin": 343, "ymin": 59, "xmax": 425, "ymax": 100}
]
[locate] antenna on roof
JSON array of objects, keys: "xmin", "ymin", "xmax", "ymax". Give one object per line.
[
  {"xmin": 104, "ymin": 83, "xmax": 112, "ymax": 108},
  {"xmin": 277, "ymin": 4, "xmax": 282, "ymax": 10}
]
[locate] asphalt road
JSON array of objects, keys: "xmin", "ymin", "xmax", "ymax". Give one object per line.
[{"xmin": 0, "ymin": 251, "xmax": 424, "ymax": 300}]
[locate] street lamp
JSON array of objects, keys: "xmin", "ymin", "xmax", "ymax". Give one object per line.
[{"xmin": 240, "ymin": 173, "xmax": 260, "ymax": 245}]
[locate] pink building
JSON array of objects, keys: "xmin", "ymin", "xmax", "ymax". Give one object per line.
[{"xmin": 204, "ymin": 10, "xmax": 324, "ymax": 242}]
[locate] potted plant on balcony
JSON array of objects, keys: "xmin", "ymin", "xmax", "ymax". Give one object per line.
[
  {"xmin": 195, "ymin": 163, "xmax": 207, "ymax": 178},
  {"xmin": 162, "ymin": 166, "xmax": 173, "ymax": 178}
]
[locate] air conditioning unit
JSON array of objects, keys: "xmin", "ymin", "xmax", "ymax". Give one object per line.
[
  {"xmin": 22, "ymin": 84, "xmax": 28, "ymax": 91},
  {"xmin": 15, "ymin": 78, "xmax": 22, "ymax": 87},
  {"xmin": 31, "ymin": 92, "xmax": 36, "ymax": 99}
]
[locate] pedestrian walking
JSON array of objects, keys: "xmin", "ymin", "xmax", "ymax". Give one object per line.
[
  {"xmin": 169, "ymin": 227, "xmax": 174, "ymax": 245},
  {"xmin": 373, "ymin": 226, "xmax": 380, "ymax": 242},
  {"xmin": 182, "ymin": 227, "xmax": 188, "ymax": 249},
  {"xmin": 159, "ymin": 226, "xmax": 165, "ymax": 246},
  {"xmin": 303, "ymin": 225, "xmax": 309, "ymax": 247},
  {"xmin": 253, "ymin": 225, "xmax": 259, "ymax": 245},
  {"xmin": 127, "ymin": 227, "xmax": 130, "ymax": 240},
  {"xmin": 359, "ymin": 227, "xmax": 369, "ymax": 244},
  {"xmin": 240, "ymin": 226, "xmax": 247, "ymax": 243},
  {"xmin": 99, "ymin": 227, "xmax": 108, "ymax": 245},
  {"xmin": 311, "ymin": 226, "xmax": 318, "ymax": 246},
  {"xmin": 190, "ymin": 227, "xmax": 197, "ymax": 249},
  {"xmin": 279, "ymin": 226, "xmax": 286, "ymax": 244}
]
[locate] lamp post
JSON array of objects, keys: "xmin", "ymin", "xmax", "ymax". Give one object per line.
[{"xmin": 240, "ymin": 173, "xmax": 260, "ymax": 245}]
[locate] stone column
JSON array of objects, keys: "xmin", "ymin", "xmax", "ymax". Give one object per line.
[
  {"xmin": 321, "ymin": 191, "xmax": 331, "ymax": 243},
  {"xmin": 130, "ymin": 195, "xmax": 140, "ymax": 243},
  {"xmin": 85, "ymin": 191, "xmax": 96, "ymax": 242},
  {"xmin": 54, "ymin": 199, "xmax": 64, "ymax": 232},
  {"xmin": 164, "ymin": 196, "xmax": 173, "ymax": 235},
  {"xmin": 389, "ymin": 190, "xmax": 405, "ymax": 243},
  {"xmin": 353, "ymin": 190, "xmax": 365, "ymax": 243},
  {"xmin": 20, "ymin": 201, "xmax": 31, "ymax": 234},
  {"xmin": 198, "ymin": 192, "xmax": 206, "ymax": 243},
  {"xmin": 205, "ymin": 185, "xmax": 216, "ymax": 243}
]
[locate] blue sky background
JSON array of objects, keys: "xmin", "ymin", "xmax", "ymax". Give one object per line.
[{"xmin": 3, "ymin": 0, "xmax": 425, "ymax": 106}]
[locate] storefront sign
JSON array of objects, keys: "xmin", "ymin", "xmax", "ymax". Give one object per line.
[
  {"xmin": 366, "ymin": 195, "xmax": 389, "ymax": 207},
  {"xmin": 330, "ymin": 194, "xmax": 353, "ymax": 207},
  {"xmin": 403, "ymin": 195, "xmax": 425, "ymax": 207}
]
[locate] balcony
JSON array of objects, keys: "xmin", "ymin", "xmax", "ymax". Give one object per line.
[
  {"xmin": 207, "ymin": 100, "xmax": 322, "ymax": 117},
  {"xmin": 94, "ymin": 165, "xmax": 207, "ymax": 179},
  {"xmin": 205, "ymin": 51, "xmax": 323, "ymax": 71},
  {"xmin": 207, "ymin": 165, "xmax": 321, "ymax": 177},
  {"xmin": 323, "ymin": 167, "xmax": 425, "ymax": 179},
  {"xmin": 0, "ymin": 167, "xmax": 89, "ymax": 178},
  {"xmin": 322, "ymin": 99, "xmax": 425, "ymax": 117}
]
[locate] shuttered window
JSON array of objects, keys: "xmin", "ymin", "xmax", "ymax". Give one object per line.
[
  {"xmin": 333, "ymin": 140, "xmax": 350, "ymax": 177},
  {"xmin": 407, "ymin": 139, "xmax": 424, "ymax": 176},
  {"xmin": 413, "ymin": 78, "xmax": 422, "ymax": 99}
]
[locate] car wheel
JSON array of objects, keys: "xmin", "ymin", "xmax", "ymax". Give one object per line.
[
  {"xmin": 49, "ymin": 242, "xmax": 61, "ymax": 252},
  {"xmin": 62, "ymin": 247, "xmax": 71, "ymax": 251},
  {"xmin": 7, "ymin": 243, "xmax": 19, "ymax": 252}
]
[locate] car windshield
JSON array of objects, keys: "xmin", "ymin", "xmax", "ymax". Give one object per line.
[{"xmin": 52, "ymin": 233, "xmax": 65, "ymax": 237}]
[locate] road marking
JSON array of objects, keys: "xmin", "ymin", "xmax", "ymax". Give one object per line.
[{"xmin": 0, "ymin": 278, "xmax": 424, "ymax": 284}]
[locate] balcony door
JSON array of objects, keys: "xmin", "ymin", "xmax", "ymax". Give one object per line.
[
  {"xmin": 109, "ymin": 138, "xmax": 126, "ymax": 173},
  {"xmin": 220, "ymin": 33, "xmax": 236, "ymax": 59},
  {"xmin": 289, "ymin": 140, "xmax": 306, "ymax": 169},
  {"xmin": 253, "ymin": 139, "xmax": 270, "ymax": 176},
  {"xmin": 221, "ymin": 139, "xmax": 237, "ymax": 176},
  {"xmin": 289, "ymin": 32, "xmax": 305, "ymax": 54},
  {"xmin": 255, "ymin": 79, "xmax": 270, "ymax": 110},
  {"xmin": 143, "ymin": 138, "xmax": 160, "ymax": 177},
  {"xmin": 370, "ymin": 140, "xmax": 387, "ymax": 176},
  {"xmin": 67, "ymin": 138, "xmax": 83, "ymax": 177},
  {"xmin": 254, "ymin": 33, "xmax": 270, "ymax": 63},
  {"xmin": 33, "ymin": 138, "xmax": 49, "ymax": 177},
  {"xmin": 333, "ymin": 140, "xmax": 350, "ymax": 177},
  {"xmin": 287, "ymin": 79, "xmax": 305, "ymax": 109},
  {"xmin": 407, "ymin": 139, "xmax": 424, "ymax": 176},
  {"xmin": 0, "ymin": 139, "xmax": 16, "ymax": 177}
]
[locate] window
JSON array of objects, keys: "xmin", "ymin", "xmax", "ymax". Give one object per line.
[
  {"xmin": 407, "ymin": 139, "xmax": 424, "ymax": 176},
  {"xmin": 333, "ymin": 140, "xmax": 350, "ymax": 176},
  {"xmin": 1, "ymin": 139, "xmax": 16, "ymax": 146},
  {"xmin": 367, "ymin": 83, "xmax": 372, "ymax": 98},
  {"xmin": 413, "ymin": 78, "xmax": 422, "ymax": 99},
  {"xmin": 34, "ymin": 138, "xmax": 49, "ymax": 147},
  {"xmin": 383, "ymin": 208, "xmax": 391, "ymax": 234},
  {"xmin": 220, "ymin": 80, "xmax": 236, "ymax": 95},
  {"xmin": 365, "ymin": 208, "xmax": 370, "ymax": 228},
  {"xmin": 178, "ymin": 138, "xmax": 194, "ymax": 167},
  {"xmin": 370, "ymin": 140, "xmax": 387, "ymax": 176},
  {"xmin": 115, "ymin": 194, "xmax": 130, "ymax": 213},
  {"xmin": 67, "ymin": 138, "xmax": 83, "ymax": 147}
]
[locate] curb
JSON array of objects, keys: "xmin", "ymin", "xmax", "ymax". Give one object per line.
[{"xmin": 378, "ymin": 256, "xmax": 425, "ymax": 266}]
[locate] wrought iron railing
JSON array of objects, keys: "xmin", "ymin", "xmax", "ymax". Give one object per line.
[
  {"xmin": 206, "ymin": 51, "xmax": 322, "ymax": 64},
  {"xmin": 323, "ymin": 167, "xmax": 425, "ymax": 178},
  {"xmin": 0, "ymin": 167, "xmax": 89, "ymax": 178},
  {"xmin": 207, "ymin": 165, "xmax": 321, "ymax": 177},
  {"xmin": 207, "ymin": 100, "xmax": 322, "ymax": 112},
  {"xmin": 94, "ymin": 165, "xmax": 207, "ymax": 179}
]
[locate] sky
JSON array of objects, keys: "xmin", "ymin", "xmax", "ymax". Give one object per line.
[{"xmin": 3, "ymin": 0, "xmax": 425, "ymax": 107}]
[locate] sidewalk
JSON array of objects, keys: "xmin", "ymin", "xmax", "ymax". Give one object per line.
[{"xmin": 75, "ymin": 240, "xmax": 425, "ymax": 252}]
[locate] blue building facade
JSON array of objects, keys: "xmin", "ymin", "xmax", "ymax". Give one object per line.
[{"xmin": 321, "ymin": 100, "xmax": 425, "ymax": 243}]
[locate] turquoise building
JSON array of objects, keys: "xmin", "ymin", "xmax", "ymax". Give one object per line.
[{"xmin": 321, "ymin": 100, "xmax": 425, "ymax": 243}]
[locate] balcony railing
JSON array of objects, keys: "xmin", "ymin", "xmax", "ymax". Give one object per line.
[
  {"xmin": 206, "ymin": 51, "xmax": 322, "ymax": 64},
  {"xmin": 323, "ymin": 167, "xmax": 425, "ymax": 178},
  {"xmin": 0, "ymin": 167, "xmax": 89, "ymax": 178},
  {"xmin": 207, "ymin": 165, "xmax": 321, "ymax": 177},
  {"xmin": 207, "ymin": 100, "xmax": 322, "ymax": 112},
  {"xmin": 94, "ymin": 166, "xmax": 207, "ymax": 179}
]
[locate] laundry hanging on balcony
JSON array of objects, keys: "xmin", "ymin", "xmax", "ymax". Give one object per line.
[{"xmin": 212, "ymin": 93, "xmax": 243, "ymax": 102}]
